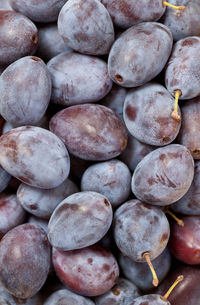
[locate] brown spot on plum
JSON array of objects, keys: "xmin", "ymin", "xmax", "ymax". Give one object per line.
[
  {"xmin": 112, "ymin": 288, "xmax": 120, "ymax": 296},
  {"xmin": 104, "ymin": 198, "xmax": 110, "ymax": 206},
  {"xmin": 103, "ymin": 264, "xmax": 110, "ymax": 271},
  {"xmin": 160, "ymin": 233, "xmax": 168, "ymax": 244},
  {"xmin": 192, "ymin": 149, "xmax": 200, "ymax": 159},
  {"xmin": 182, "ymin": 38, "xmax": 198, "ymax": 47},
  {"xmin": 32, "ymin": 34, "xmax": 38, "ymax": 44},
  {"xmin": 29, "ymin": 204, "xmax": 38, "ymax": 210},
  {"xmin": 125, "ymin": 105, "xmax": 138, "ymax": 121},
  {"xmin": 148, "ymin": 178, "xmax": 155, "ymax": 186},
  {"xmin": 74, "ymin": 32, "xmax": 89, "ymax": 43},
  {"xmin": 31, "ymin": 57, "xmax": 40, "ymax": 62},
  {"xmin": 159, "ymin": 154, "xmax": 166, "ymax": 161},
  {"xmin": 162, "ymin": 137, "xmax": 170, "ymax": 143},
  {"xmin": 115, "ymin": 74, "xmax": 123, "ymax": 83},
  {"xmin": 170, "ymin": 78, "xmax": 179, "ymax": 87},
  {"xmin": 88, "ymin": 258, "xmax": 93, "ymax": 264}
]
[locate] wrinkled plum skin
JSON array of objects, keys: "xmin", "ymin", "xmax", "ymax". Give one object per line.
[
  {"xmin": 108, "ymin": 22, "xmax": 173, "ymax": 87},
  {"xmin": 17, "ymin": 178, "xmax": 78, "ymax": 219},
  {"xmin": 113, "ymin": 200, "xmax": 170, "ymax": 262},
  {"xmin": 48, "ymin": 191, "xmax": 113, "ymax": 250},
  {"xmin": 161, "ymin": 0, "xmax": 200, "ymax": 41},
  {"xmin": 0, "ymin": 193, "xmax": 26, "ymax": 237},
  {"xmin": 169, "ymin": 216, "xmax": 200, "ymax": 264},
  {"xmin": 49, "ymin": 104, "xmax": 127, "ymax": 161},
  {"xmin": 43, "ymin": 289, "xmax": 95, "ymax": 305},
  {"xmin": 47, "ymin": 52, "xmax": 112, "ymax": 106},
  {"xmin": 123, "ymin": 82, "xmax": 181, "ymax": 146},
  {"xmin": 0, "ymin": 165, "xmax": 11, "ymax": 192},
  {"xmin": 52, "ymin": 245, "xmax": 119, "ymax": 296},
  {"xmin": 119, "ymin": 248, "xmax": 171, "ymax": 292},
  {"xmin": 131, "ymin": 294, "xmax": 170, "ymax": 305},
  {"xmin": 81, "ymin": 159, "xmax": 131, "ymax": 208},
  {"xmin": 58, "ymin": 0, "xmax": 114, "ymax": 55},
  {"xmin": 0, "ymin": 126, "xmax": 70, "ymax": 189},
  {"xmin": 0, "ymin": 10, "xmax": 38, "ymax": 67},
  {"xmin": 0, "ymin": 56, "xmax": 52, "ymax": 126},
  {"xmin": 9, "ymin": 0, "xmax": 67, "ymax": 23},
  {"xmin": 0, "ymin": 223, "xmax": 51, "ymax": 298},
  {"xmin": 36, "ymin": 23, "xmax": 72, "ymax": 62},
  {"xmin": 100, "ymin": 0, "xmax": 165, "ymax": 29},
  {"xmin": 172, "ymin": 161, "xmax": 200, "ymax": 215},
  {"xmin": 165, "ymin": 36, "xmax": 200, "ymax": 99},
  {"xmin": 132, "ymin": 144, "xmax": 194, "ymax": 206},
  {"xmin": 177, "ymin": 97, "xmax": 200, "ymax": 159},
  {"xmin": 95, "ymin": 277, "xmax": 141, "ymax": 305},
  {"xmin": 120, "ymin": 134, "xmax": 155, "ymax": 172}
]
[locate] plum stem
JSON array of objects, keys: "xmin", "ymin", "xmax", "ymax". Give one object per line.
[
  {"xmin": 171, "ymin": 89, "xmax": 182, "ymax": 121},
  {"xmin": 161, "ymin": 275, "xmax": 184, "ymax": 301},
  {"xmin": 164, "ymin": 208, "xmax": 184, "ymax": 227},
  {"xmin": 163, "ymin": 1, "xmax": 186, "ymax": 11},
  {"xmin": 142, "ymin": 252, "xmax": 159, "ymax": 287}
]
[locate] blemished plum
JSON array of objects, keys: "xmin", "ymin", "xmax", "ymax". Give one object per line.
[
  {"xmin": 165, "ymin": 36, "xmax": 200, "ymax": 100},
  {"xmin": 47, "ymin": 52, "xmax": 112, "ymax": 106},
  {"xmin": 8, "ymin": 0, "xmax": 67, "ymax": 23},
  {"xmin": 0, "ymin": 126, "xmax": 70, "ymax": 189},
  {"xmin": 100, "ymin": 0, "xmax": 166, "ymax": 29},
  {"xmin": 132, "ymin": 144, "xmax": 194, "ymax": 206},
  {"xmin": 0, "ymin": 56, "xmax": 51, "ymax": 126},
  {"xmin": 52, "ymin": 245, "xmax": 119, "ymax": 296},
  {"xmin": 108, "ymin": 22, "xmax": 173, "ymax": 87},
  {"xmin": 95, "ymin": 277, "xmax": 141, "ymax": 305},
  {"xmin": 17, "ymin": 178, "xmax": 78, "ymax": 219},
  {"xmin": 161, "ymin": 0, "xmax": 200, "ymax": 41},
  {"xmin": 119, "ymin": 134, "xmax": 155, "ymax": 172},
  {"xmin": 81, "ymin": 159, "xmax": 131, "ymax": 208},
  {"xmin": 0, "ymin": 223, "xmax": 51, "ymax": 298},
  {"xmin": 119, "ymin": 248, "xmax": 172, "ymax": 292},
  {"xmin": 0, "ymin": 10, "xmax": 38, "ymax": 68},
  {"xmin": 49, "ymin": 104, "xmax": 127, "ymax": 161},
  {"xmin": 172, "ymin": 161, "xmax": 200, "ymax": 215},
  {"xmin": 123, "ymin": 82, "xmax": 181, "ymax": 146},
  {"xmin": 48, "ymin": 191, "xmax": 113, "ymax": 250},
  {"xmin": 58, "ymin": 0, "xmax": 114, "ymax": 55},
  {"xmin": 113, "ymin": 200, "xmax": 170, "ymax": 262},
  {"xmin": 0, "ymin": 165, "xmax": 11, "ymax": 192},
  {"xmin": 36, "ymin": 23, "xmax": 72, "ymax": 62},
  {"xmin": 169, "ymin": 216, "xmax": 200, "ymax": 264},
  {"xmin": 0, "ymin": 193, "xmax": 26, "ymax": 237},
  {"xmin": 177, "ymin": 97, "xmax": 200, "ymax": 159}
]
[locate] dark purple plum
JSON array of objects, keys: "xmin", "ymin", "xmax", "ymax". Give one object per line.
[
  {"xmin": 58, "ymin": 0, "xmax": 114, "ymax": 55},
  {"xmin": 0, "ymin": 56, "xmax": 51, "ymax": 126},
  {"xmin": 0, "ymin": 126, "xmax": 70, "ymax": 189},
  {"xmin": 0, "ymin": 165, "xmax": 11, "ymax": 192},
  {"xmin": 17, "ymin": 178, "xmax": 78, "ymax": 219},
  {"xmin": 132, "ymin": 144, "xmax": 194, "ymax": 206},
  {"xmin": 47, "ymin": 52, "xmax": 112, "ymax": 106},
  {"xmin": 9, "ymin": 0, "xmax": 67, "ymax": 23},
  {"xmin": 52, "ymin": 245, "xmax": 119, "ymax": 296},
  {"xmin": 81, "ymin": 159, "xmax": 131, "ymax": 208},
  {"xmin": 108, "ymin": 22, "xmax": 173, "ymax": 87},
  {"xmin": 48, "ymin": 191, "xmax": 112, "ymax": 250},
  {"xmin": 0, "ymin": 223, "xmax": 51, "ymax": 298},
  {"xmin": 0, "ymin": 193, "xmax": 26, "ymax": 237},
  {"xmin": 0, "ymin": 10, "xmax": 38, "ymax": 68},
  {"xmin": 95, "ymin": 277, "xmax": 141, "ymax": 305},
  {"xmin": 49, "ymin": 104, "xmax": 127, "ymax": 161},
  {"xmin": 123, "ymin": 82, "xmax": 181, "ymax": 146}
]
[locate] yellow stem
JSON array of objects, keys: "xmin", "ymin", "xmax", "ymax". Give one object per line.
[
  {"xmin": 163, "ymin": 1, "xmax": 186, "ymax": 11},
  {"xmin": 164, "ymin": 208, "xmax": 184, "ymax": 227},
  {"xmin": 171, "ymin": 89, "xmax": 182, "ymax": 121},
  {"xmin": 143, "ymin": 252, "xmax": 159, "ymax": 287},
  {"xmin": 162, "ymin": 275, "xmax": 184, "ymax": 301}
]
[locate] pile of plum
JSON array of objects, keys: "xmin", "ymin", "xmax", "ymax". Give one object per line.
[{"xmin": 0, "ymin": 0, "xmax": 200, "ymax": 304}]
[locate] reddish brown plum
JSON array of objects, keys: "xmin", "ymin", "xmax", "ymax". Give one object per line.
[
  {"xmin": 123, "ymin": 82, "xmax": 181, "ymax": 146},
  {"xmin": 132, "ymin": 144, "xmax": 194, "ymax": 206},
  {"xmin": 58, "ymin": 0, "xmax": 114, "ymax": 55},
  {"xmin": 43, "ymin": 289, "xmax": 95, "ymax": 305},
  {"xmin": 9, "ymin": 0, "xmax": 67, "ymax": 23},
  {"xmin": 108, "ymin": 22, "xmax": 173, "ymax": 87},
  {"xmin": 0, "ymin": 165, "xmax": 11, "ymax": 192},
  {"xmin": 48, "ymin": 191, "xmax": 113, "ymax": 250},
  {"xmin": 177, "ymin": 96, "xmax": 200, "ymax": 159},
  {"xmin": 169, "ymin": 216, "xmax": 200, "ymax": 264},
  {"xmin": 47, "ymin": 52, "xmax": 112, "ymax": 106},
  {"xmin": 165, "ymin": 36, "xmax": 200, "ymax": 99},
  {"xmin": 0, "ymin": 56, "xmax": 52, "ymax": 126},
  {"xmin": 95, "ymin": 277, "xmax": 141, "ymax": 305},
  {"xmin": 172, "ymin": 161, "xmax": 200, "ymax": 215},
  {"xmin": 131, "ymin": 295, "xmax": 170, "ymax": 305},
  {"xmin": 0, "ymin": 223, "xmax": 51, "ymax": 298},
  {"xmin": 53, "ymin": 245, "xmax": 119, "ymax": 296},
  {"xmin": 49, "ymin": 104, "xmax": 127, "ymax": 161},
  {"xmin": 100, "ymin": 0, "xmax": 166, "ymax": 29},
  {"xmin": 161, "ymin": 0, "xmax": 200, "ymax": 41},
  {"xmin": 0, "ymin": 126, "xmax": 70, "ymax": 189},
  {"xmin": 0, "ymin": 10, "xmax": 38, "ymax": 67},
  {"xmin": 0, "ymin": 193, "xmax": 26, "ymax": 237},
  {"xmin": 17, "ymin": 178, "xmax": 78, "ymax": 219},
  {"xmin": 113, "ymin": 200, "xmax": 170, "ymax": 262}
]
